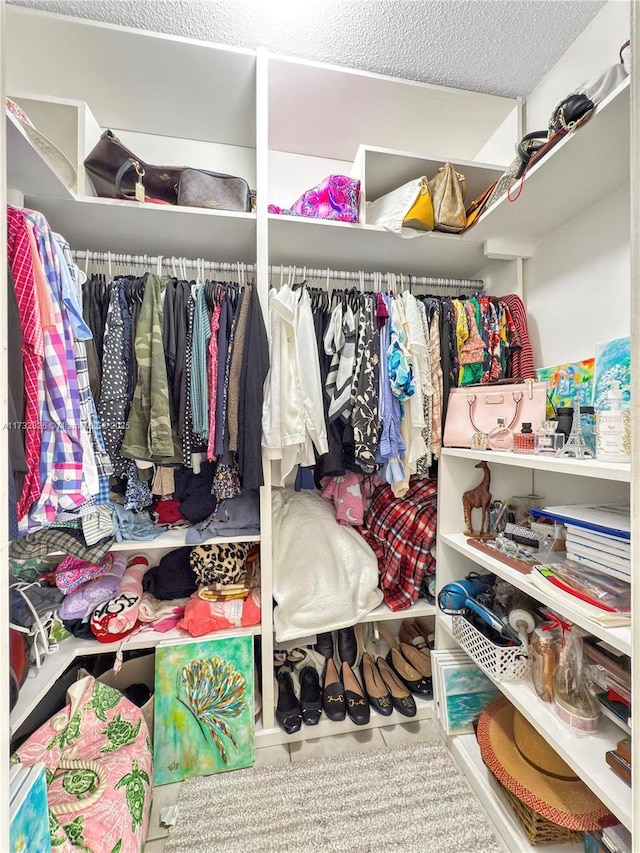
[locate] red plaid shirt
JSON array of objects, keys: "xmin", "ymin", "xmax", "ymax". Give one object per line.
[{"xmin": 358, "ymin": 477, "xmax": 437, "ymax": 611}]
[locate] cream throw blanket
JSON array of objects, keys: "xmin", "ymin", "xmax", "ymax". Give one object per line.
[{"xmin": 272, "ymin": 489, "xmax": 383, "ymax": 641}]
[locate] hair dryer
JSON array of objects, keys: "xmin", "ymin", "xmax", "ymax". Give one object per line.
[{"xmin": 438, "ymin": 575, "xmax": 522, "ymax": 644}]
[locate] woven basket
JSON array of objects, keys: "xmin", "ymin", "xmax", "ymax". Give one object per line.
[
  {"xmin": 499, "ymin": 781, "xmax": 584, "ymax": 846},
  {"xmin": 451, "ymin": 614, "xmax": 529, "ymax": 682}
]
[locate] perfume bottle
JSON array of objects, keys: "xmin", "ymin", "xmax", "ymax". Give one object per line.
[
  {"xmin": 487, "ymin": 417, "xmax": 514, "ymax": 451},
  {"xmin": 513, "ymin": 422, "xmax": 535, "ymax": 454},
  {"xmin": 534, "ymin": 420, "xmax": 565, "ymax": 455}
]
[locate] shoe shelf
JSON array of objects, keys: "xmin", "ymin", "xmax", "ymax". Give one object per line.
[
  {"xmin": 360, "ymin": 599, "xmax": 436, "ymax": 625},
  {"xmin": 439, "ymin": 533, "xmax": 631, "ymax": 656},
  {"xmin": 10, "ymin": 623, "xmax": 262, "ymax": 734},
  {"xmin": 440, "ymin": 447, "xmax": 632, "ymax": 483},
  {"xmin": 255, "ymin": 694, "xmax": 434, "ymax": 748},
  {"xmin": 439, "ymin": 614, "xmax": 631, "ymax": 829},
  {"xmin": 449, "ymin": 733, "xmax": 584, "ymax": 853}
]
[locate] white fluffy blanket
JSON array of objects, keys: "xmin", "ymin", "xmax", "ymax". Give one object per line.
[{"xmin": 272, "ymin": 489, "xmax": 383, "ymax": 641}]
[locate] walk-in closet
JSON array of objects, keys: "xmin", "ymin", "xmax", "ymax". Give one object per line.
[{"xmin": 2, "ymin": 2, "xmax": 638, "ymax": 851}]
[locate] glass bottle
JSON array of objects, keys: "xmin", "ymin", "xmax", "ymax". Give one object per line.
[
  {"xmin": 487, "ymin": 417, "xmax": 514, "ymax": 451},
  {"xmin": 513, "ymin": 422, "xmax": 535, "ymax": 454},
  {"xmin": 534, "ymin": 420, "xmax": 565, "ymax": 455}
]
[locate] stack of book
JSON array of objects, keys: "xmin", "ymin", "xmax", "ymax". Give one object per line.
[
  {"xmin": 584, "ymin": 635, "xmax": 632, "ymax": 736},
  {"xmin": 531, "ymin": 503, "xmax": 630, "ymax": 583},
  {"xmin": 605, "ymin": 736, "xmax": 632, "ymax": 787}
]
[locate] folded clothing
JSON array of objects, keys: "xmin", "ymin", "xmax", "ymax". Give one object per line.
[
  {"xmin": 55, "ymin": 553, "xmax": 115, "ymax": 594},
  {"xmin": 179, "ymin": 587, "xmax": 261, "ymax": 637},
  {"xmin": 91, "ymin": 554, "xmax": 151, "ymax": 642},
  {"xmin": 185, "ymin": 489, "xmax": 260, "ymax": 544},
  {"xmin": 174, "ymin": 461, "xmax": 216, "ymax": 523},
  {"xmin": 142, "ymin": 547, "xmax": 198, "ymax": 600},
  {"xmin": 111, "ymin": 502, "xmax": 167, "ymax": 542},
  {"xmin": 153, "ymin": 497, "xmax": 187, "ymax": 526},
  {"xmin": 59, "ymin": 552, "xmax": 128, "ymax": 622},
  {"xmin": 190, "ymin": 542, "xmax": 253, "ymax": 586},
  {"xmin": 139, "ymin": 591, "xmax": 188, "ymax": 632}
]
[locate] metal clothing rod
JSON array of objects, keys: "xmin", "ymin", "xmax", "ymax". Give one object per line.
[{"xmin": 71, "ymin": 251, "xmax": 483, "ymax": 291}]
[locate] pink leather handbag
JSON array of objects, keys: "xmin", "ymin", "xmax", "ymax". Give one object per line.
[{"xmin": 443, "ymin": 380, "xmax": 548, "ymax": 448}]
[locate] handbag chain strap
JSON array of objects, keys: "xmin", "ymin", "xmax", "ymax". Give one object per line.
[{"xmin": 467, "ymin": 391, "xmax": 524, "ymax": 433}]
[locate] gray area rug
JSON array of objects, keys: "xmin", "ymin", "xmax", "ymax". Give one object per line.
[{"xmin": 164, "ymin": 741, "xmax": 503, "ymax": 853}]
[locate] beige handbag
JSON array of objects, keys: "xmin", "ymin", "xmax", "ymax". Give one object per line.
[{"xmin": 428, "ymin": 163, "xmax": 467, "ymax": 233}]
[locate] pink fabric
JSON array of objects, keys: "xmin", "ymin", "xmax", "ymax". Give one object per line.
[
  {"xmin": 179, "ymin": 588, "xmax": 261, "ymax": 637},
  {"xmin": 268, "ymin": 175, "xmax": 360, "ymax": 223},
  {"xmin": 13, "ymin": 674, "xmax": 152, "ymax": 853},
  {"xmin": 207, "ymin": 301, "xmax": 221, "ymax": 461},
  {"xmin": 91, "ymin": 555, "xmax": 150, "ymax": 642},
  {"xmin": 320, "ymin": 472, "xmax": 376, "ymax": 525},
  {"xmin": 55, "ymin": 553, "xmax": 115, "ymax": 594}
]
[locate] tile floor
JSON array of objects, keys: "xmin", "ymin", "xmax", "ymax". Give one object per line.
[{"xmin": 144, "ymin": 718, "xmax": 441, "ymax": 852}]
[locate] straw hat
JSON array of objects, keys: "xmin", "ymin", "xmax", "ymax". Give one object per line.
[
  {"xmin": 476, "ymin": 697, "xmax": 614, "ymax": 831},
  {"xmin": 6, "ymin": 97, "xmax": 77, "ymax": 189}
]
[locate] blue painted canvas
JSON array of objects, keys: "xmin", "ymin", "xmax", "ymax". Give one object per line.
[
  {"xmin": 442, "ymin": 664, "xmax": 499, "ymax": 735},
  {"xmin": 10, "ymin": 763, "xmax": 51, "ymax": 853},
  {"xmin": 594, "ymin": 336, "xmax": 631, "ymax": 410}
]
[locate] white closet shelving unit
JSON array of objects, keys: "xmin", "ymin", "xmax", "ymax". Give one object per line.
[{"xmin": 2, "ymin": 6, "xmax": 636, "ymax": 852}]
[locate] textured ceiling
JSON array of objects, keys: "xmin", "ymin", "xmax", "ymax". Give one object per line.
[{"xmin": 8, "ymin": 0, "xmax": 605, "ymax": 98}]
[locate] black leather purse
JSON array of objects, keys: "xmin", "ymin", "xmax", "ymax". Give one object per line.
[{"xmin": 84, "ymin": 129, "xmax": 253, "ymax": 212}]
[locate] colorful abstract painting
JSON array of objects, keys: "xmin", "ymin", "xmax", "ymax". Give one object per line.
[
  {"xmin": 536, "ymin": 357, "xmax": 595, "ymax": 413},
  {"xmin": 154, "ymin": 635, "xmax": 254, "ymax": 785},
  {"xmin": 432, "ymin": 651, "xmax": 499, "ymax": 736},
  {"xmin": 594, "ymin": 336, "xmax": 631, "ymax": 411}
]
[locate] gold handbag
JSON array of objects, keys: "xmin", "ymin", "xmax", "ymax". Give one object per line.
[
  {"xmin": 402, "ymin": 177, "xmax": 434, "ymax": 231},
  {"xmin": 428, "ymin": 163, "xmax": 467, "ymax": 233}
]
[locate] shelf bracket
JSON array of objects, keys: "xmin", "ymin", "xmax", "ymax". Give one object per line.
[{"xmin": 483, "ymin": 238, "xmax": 535, "ymax": 261}]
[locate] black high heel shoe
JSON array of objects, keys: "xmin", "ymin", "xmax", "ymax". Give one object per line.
[
  {"xmin": 337, "ymin": 626, "xmax": 357, "ymax": 667},
  {"xmin": 275, "ymin": 670, "xmax": 302, "ymax": 734},
  {"xmin": 379, "ymin": 624, "xmax": 432, "ymax": 696},
  {"xmin": 299, "ymin": 666, "xmax": 322, "ymax": 725}
]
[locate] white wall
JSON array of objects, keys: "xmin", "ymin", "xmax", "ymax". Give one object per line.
[
  {"xmin": 522, "ymin": 0, "xmax": 630, "ymax": 372},
  {"xmin": 524, "ymin": 184, "xmax": 629, "ymax": 368},
  {"xmin": 525, "ymin": 0, "xmax": 630, "ymax": 132}
]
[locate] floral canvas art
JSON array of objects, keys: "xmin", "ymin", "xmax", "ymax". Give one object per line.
[{"xmin": 154, "ymin": 635, "xmax": 255, "ymax": 785}]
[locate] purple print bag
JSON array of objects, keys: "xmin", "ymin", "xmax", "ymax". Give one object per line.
[{"xmin": 268, "ymin": 174, "xmax": 360, "ymax": 223}]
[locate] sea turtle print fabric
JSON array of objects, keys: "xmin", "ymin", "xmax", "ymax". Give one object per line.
[{"xmin": 12, "ymin": 675, "xmax": 152, "ymax": 852}]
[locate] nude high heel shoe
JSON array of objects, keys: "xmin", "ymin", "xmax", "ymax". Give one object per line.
[{"xmin": 360, "ymin": 652, "xmax": 392, "ymax": 717}]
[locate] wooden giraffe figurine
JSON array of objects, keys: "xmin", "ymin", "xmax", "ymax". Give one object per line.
[{"xmin": 462, "ymin": 461, "xmax": 492, "ymax": 537}]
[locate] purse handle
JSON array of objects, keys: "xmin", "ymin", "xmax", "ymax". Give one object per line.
[
  {"xmin": 467, "ymin": 390, "xmax": 524, "ymax": 433},
  {"xmin": 115, "ymin": 157, "xmax": 144, "ymax": 200}
]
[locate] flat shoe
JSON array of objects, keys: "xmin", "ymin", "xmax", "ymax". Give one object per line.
[
  {"xmin": 360, "ymin": 652, "xmax": 392, "ymax": 717},
  {"xmin": 342, "ymin": 661, "xmax": 370, "ymax": 726},
  {"xmin": 386, "ymin": 647, "xmax": 432, "ymax": 697},
  {"xmin": 376, "ymin": 657, "xmax": 416, "ymax": 717},
  {"xmin": 322, "ymin": 658, "xmax": 346, "ymax": 722}
]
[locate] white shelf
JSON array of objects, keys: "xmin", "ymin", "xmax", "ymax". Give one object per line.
[
  {"xmin": 11, "ymin": 624, "xmax": 262, "ymax": 733},
  {"xmin": 256, "ymin": 695, "xmax": 434, "ymax": 747},
  {"xmin": 360, "ymin": 599, "xmax": 436, "ymax": 624},
  {"xmin": 440, "ymin": 614, "xmax": 631, "ymax": 829},
  {"xmin": 6, "ymin": 7, "xmax": 257, "ymax": 147},
  {"xmin": 6, "ymin": 113, "xmax": 77, "ymax": 199},
  {"xmin": 449, "ymin": 733, "xmax": 584, "ymax": 853},
  {"xmin": 268, "ymin": 214, "xmax": 489, "ymax": 278},
  {"xmin": 361, "ymin": 146, "xmax": 504, "ymax": 208},
  {"xmin": 440, "ymin": 533, "xmax": 631, "ymax": 656},
  {"xmin": 469, "ymin": 77, "xmax": 630, "ymax": 252},
  {"xmin": 27, "ymin": 195, "xmax": 257, "ymax": 262},
  {"xmin": 440, "ymin": 446, "xmax": 632, "ymax": 482},
  {"xmin": 109, "ymin": 529, "xmax": 261, "ymax": 553}
]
